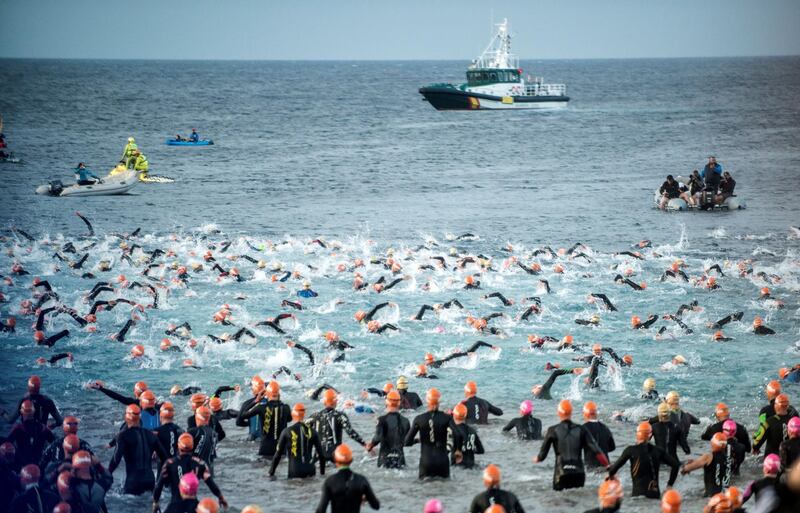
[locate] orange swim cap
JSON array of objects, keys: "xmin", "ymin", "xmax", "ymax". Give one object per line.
[
  {"xmin": 598, "ymin": 478, "xmax": 624, "ymax": 508},
  {"xmin": 631, "ymin": 315, "xmax": 641, "ymax": 328},
  {"xmin": 333, "ymin": 443, "xmax": 353, "ymax": 465},
  {"xmin": 322, "ymin": 389, "xmax": 338, "ymax": 408},
  {"xmin": 139, "ymin": 390, "xmax": 156, "ymax": 409},
  {"xmin": 766, "ymin": 380, "xmax": 781, "ymax": 400},
  {"xmin": 209, "ymin": 397, "xmax": 223, "ymax": 412},
  {"xmin": 266, "ymin": 380, "xmax": 280, "ymax": 400},
  {"xmin": 452, "ymin": 403, "xmax": 467, "ymax": 421},
  {"xmin": 482, "ymin": 463, "xmax": 501, "ymax": 488},
  {"xmin": 426, "ymin": 388, "xmax": 441, "ymax": 406},
  {"xmin": 291, "ymin": 403, "xmax": 306, "ymax": 422},
  {"xmin": 557, "ymin": 399, "xmax": 572, "ymax": 419},
  {"xmin": 177, "ymin": 432, "xmax": 194, "ymax": 452},
  {"xmin": 583, "ymin": 401, "xmax": 598, "ymax": 420},
  {"xmin": 130, "ymin": 344, "xmax": 145, "ymax": 358},
  {"xmin": 195, "ymin": 406, "xmax": 212, "ymax": 426},
  {"xmin": 636, "ymin": 421, "xmax": 653, "ymax": 443},
  {"xmin": 711, "ymin": 432, "xmax": 728, "ymax": 452},
  {"xmin": 464, "ymin": 381, "xmax": 477, "ymax": 397},
  {"xmin": 661, "ymin": 489, "xmax": 682, "ymax": 513}
]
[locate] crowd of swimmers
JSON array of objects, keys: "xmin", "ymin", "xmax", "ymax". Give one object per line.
[
  {"xmin": 0, "ymin": 219, "xmax": 798, "ymax": 513},
  {"xmin": 658, "ymin": 156, "xmax": 737, "ymax": 210}
]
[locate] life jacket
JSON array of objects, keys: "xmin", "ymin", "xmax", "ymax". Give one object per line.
[
  {"xmin": 123, "ymin": 143, "xmax": 138, "ymax": 157},
  {"xmin": 134, "ymin": 155, "xmax": 149, "ymax": 171}
]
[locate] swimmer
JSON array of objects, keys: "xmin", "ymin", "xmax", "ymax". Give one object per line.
[
  {"xmin": 404, "ymin": 388, "xmax": 460, "ymax": 479},
  {"xmin": 614, "ymin": 274, "xmax": 645, "ymax": 291},
  {"xmin": 468, "ymin": 464, "xmax": 525, "ymax": 513},
  {"xmin": 365, "ymin": 391, "xmax": 410, "ymax": 469},
  {"xmin": 307, "ymin": 389, "xmax": 368, "ymax": 462},
  {"xmin": 607, "ymin": 421, "xmax": 679, "ymax": 498},
  {"xmin": 354, "ymin": 302, "xmax": 393, "ymax": 324},
  {"xmin": 6, "ymin": 375, "xmax": 63, "ymax": 426},
  {"xmin": 582, "ymin": 401, "xmax": 616, "ymax": 468},
  {"xmin": 631, "ymin": 314, "xmax": 658, "ymax": 329},
  {"xmin": 482, "ymin": 292, "xmax": 514, "ymax": 306},
  {"xmin": 33, "ymin": 328, "xmax": 70, "ymax": 348},
  {"xmin": 574, "ymin": 314, "xmax": 601, "ymax": 326},
  {"xmin": 239, "ymin": 380, "xmax": 290, "ymax": 459},
  {"xmin": 534, "ymin": 400, "xmax": 609, "ymax": 490},
  {"xmin": 665, "ymin": 391, "xmax": 700, "ymax": 441},
  {"xmin": 742, "ymin": 454, "xmax": 780, "ymax": 505},
  {"xmin": 461, "ymin": 381, "xmax": 503, "ymax": 424},
  {"xmin": 708, "ymin": 312, "xmax": 744, "ymax": 329},
  {"xmin": 6, "ymin": 400, "xmax": 55, "ymax": 466},
  {"xmin": 236, "ymin": 376, "xmax": 267, "ymax": 441},
  {"xmin": 426, "ymin": 341, "xmax": 496, "ymax": 368},
  {"xmin": 681, "ymin": 433, "xmax": 733, "ymax": 497},
  {"xmin": 412, "ymin": 299, "xmax": 464, "ymax": 320},
  {"xmin": 588, "ymin": 293, "xmax": 617, "ymax": 311},
  {"xmin": 314, "ymin": 444, "xmax": 379, "ymax": 513},
  {"xmin": 753, "ymin": 393, "xmax": 793, "ymax": 456},
  {"xmin": 752, "ymin": 316, "xmax": 776, "ymax": 335},
  {"xmin": 779, "ymin": 416, "xmax": 800, "ymax": 469},
  {"xmin": 153, "ymin": 432, "xmax": 226, "ymax": 510},
  {"xmin": 108, "ymin": 405, "xmax": 167, "ymax": 495},
  {"xmin": 154, "ymin": 402, "xmax": 183, "ymax": 460},
  {"xmin": 642, "ymin": 378, "xmax": 660, "ymax": 401},
  {"xmin": 584, "ymin": 478, "xmax": 623, "ymax": 513},
  {"xmin": 450, "ymin": 403, "xmax": 484, "ymax": 468},
  {"xmin": 701, "ymin": 403, "xmax": 751, "ymax": 453},
  {"xmin": 269, "ymin": 403, "xmax": 326, "ymax": 479},
  {"xmin": 531, "ymin": 367, "xmax": 582, "ymax": 400},
  {"xmin": 650, "ymin": 402, "xmax": 690, "ymax": 462}
]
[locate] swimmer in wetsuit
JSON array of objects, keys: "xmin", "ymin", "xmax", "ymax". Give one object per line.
[
  {"xmin": 269, "ymin": 403, "xmax": 326, "ymax": 479},
  {"xmin": 461, "ymin": 381, "xmax": 503, "ymax": 425},
  {"xmin": 502, "ymin": 400, "xmax": 542, "ymax": 440},
  {"xmin": 607, "ymin": 422, "xmax": 679, "ymax": 499},
  {"xmin": 365, "ymin": 391, "xmax": 410, "ymax": 469},
  {"xmin": 468, "ymin": 464, "xmax": 526, "ymax": 513},
  {"xmin": 425, "ymin": 341, "xmax": 496, "ymax": 368},
  {"xmin": 450, "ymin": 403, "xmax": 484, "ymax": 469},
  {"xmin": 108, "ymin": 405, "xmax": 167, "ymax": 495},
  {"xmin": 314, "ymin": 444, "xmax": 379, "ymax": 513},
  {"xmin": 404, "ymin": 388, "xmax": 460, "ymax": 479},
  {"xmin": 534, "ymin": 400, "xmax": 609, "ymax": 490}
]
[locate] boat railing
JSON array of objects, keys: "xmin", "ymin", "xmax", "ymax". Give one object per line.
[{"xmin": 523, "ymin": 83, "xmax": 566, "ymax": 97}]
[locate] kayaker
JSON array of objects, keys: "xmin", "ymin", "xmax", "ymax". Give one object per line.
[
  {"xmin": 175, "ymin": 134, "xmax": 185, "ymax": 142},
  {"xmin": 74, "ymin": 163, "xmax": 102, "ymax": 186},
  {"xmin": 132, "ymin": 150, "xmax": 149, "ymax": 176},
  {"xmin": 122, "ymin": 137, "xmax": 138, "ymax": 166},
  {"xmin": 190, "ymin": 129, "xmax": 199, "ymax": 142}
]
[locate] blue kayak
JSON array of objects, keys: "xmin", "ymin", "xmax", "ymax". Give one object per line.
[{"xmin": 165, "ymin": 139, "xmax": 214, "ymax": 146}]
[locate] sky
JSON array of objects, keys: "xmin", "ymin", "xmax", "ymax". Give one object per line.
[{"xmin": 1, "ymin": 0, "xmax": 799, "ymax": 60}]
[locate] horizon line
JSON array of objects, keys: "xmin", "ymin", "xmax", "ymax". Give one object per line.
[{"xmin": 1, "ymin": 54, "xmax": 798, "ymax": 62}]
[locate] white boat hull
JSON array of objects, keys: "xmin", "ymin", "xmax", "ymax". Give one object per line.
[{"xmin": 36, "ymin": 170, "xmax": 139, "ymax": 197}]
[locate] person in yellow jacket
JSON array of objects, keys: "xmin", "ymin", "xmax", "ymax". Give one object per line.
[
  {"xmin": 132, "ymin": 150, "xmax": 149, "ymax": 177},
  {"xmin": 109, "ymin": 160, "xmax": 127, "ymax": 176},
  {"xmin": 122, "ymin": 137, "xmax": 138, "ymax": 167}
]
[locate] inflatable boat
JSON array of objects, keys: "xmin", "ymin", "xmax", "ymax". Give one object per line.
[
  {"xmin": 653, "ymin": 190, "xmax": 746, "ymax": 211},
  {"xmin": 36, "ymin": 170, "xmax": 138, "ymax": 197},
  {"xmin": 165, "ymin": 139, "xmax": 214, "ymax": 146}
]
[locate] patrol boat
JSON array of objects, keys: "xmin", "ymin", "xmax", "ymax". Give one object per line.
[{"xmin": 419, "ymin": 19, "xmax": 569, "ymax": 110}]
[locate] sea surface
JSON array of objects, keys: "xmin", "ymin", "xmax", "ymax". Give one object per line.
[{"xmin": 0, "ymin": 58, "xmax": 799, "ymax": 512}]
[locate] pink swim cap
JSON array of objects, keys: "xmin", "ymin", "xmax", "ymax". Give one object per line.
[
  {"xmin": 788, "ymin": 416, "xmax": 800, "ymax": 437},
  {"xmin": 179, "ymin": 472, "xmax": 199, "ymax": 496},
  {"xmin": 424, "ymin": 498, "xmax": 443, "ymax": 513},
  {"xmin": 434, "ymin": 326, "xmax": 445, "ymax": 334},
  {"xmin": 722, "ymin": 419, "xmax": 737, "ymax": 437},
  {"xmin": 763, "ymin": 454, "xmax": 781, "ymax": 475},
  {"xmin": 519, "ymin": 400, "xmax": 534, "ymax": 416}
]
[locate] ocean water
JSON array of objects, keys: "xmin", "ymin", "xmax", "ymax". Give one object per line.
[{"xmin": 0, "ymin": 58, "xmax": 799, "ymax": 512}]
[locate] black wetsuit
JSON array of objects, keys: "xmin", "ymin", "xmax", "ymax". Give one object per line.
[
  {"xmin": 670, "ymin": 409, "xmax": 700, "ymax": 440},
  {"xmin": 659, "ymin": 180, "xmax": 680, "ymax": 199},
  {"xmin": 398, "ymin": 389, "xmax": 423, "ymax": 410},
  {"xmin": 651, "ymin": 419, "xmax": 690, "ymax": 461},
  {"xmin": 701, "ymin": 420, "xmax": 751, "ymax": 452},
  {"xmin": 8, "ymin": 485, "xmax": 59, "ymax": 513},
  {"xmin": 428, "ymin": 341, "xmax": 494, "ymax": 368},
  {"xmin": 469, "ymin": 488, "xmax": 526, "ymax": 513},
  {"xmin": 307, "ymin": 408, "xmax": 366, "ymax": 462},
  {"xmin": 164, "ymin": 498, "xmax": 199, "ymax": 513},
  {"xmin": 710, "ymin": 312, "xmax": 743, "ymax": 328},
  {"xmin": 537, "ymin": 420, "xmax": 608, "ymax": 490},
  {"xmin": 608, "ymin": 443, "xmax": 679, "ymax": 498},
  {"xmin": 269, "ymin": 421, "xmax": 325, "ymax": 478},
  {"xmin": 589, "ymin": 293, "xmax": 617, "ymax": 311},
  {"xmin": 753, "ymin": 413, "xmax": 792, "ymax": 456},
  {"xmin": 702, "ymin": 451, "xmax": 732, "ymax": 497},
  {"xmin": 404, "ymin": 409, "xmax": 459, "ymax": 479},
  {"xmin": 779, "ymin": 437, "xmax": 800, "ymax": 470},
  {"xmin": 69, "ymin": 469, "xmax": 113, "ymax": 513},
  {"xmin": 155, "ymin": 422, "xmax": 184, "ymax": 463},
  {"xmin": 370, "ymin": 412, "xmax": 410, "ymax": 469},
  {"xmin": 314, "ymin": 467, "xmax": 379, "ymax": 513},
  {"xmin": 154, "ymin": 454, "xmax": 220, "ymax": 504},
  {"xmin": 239, "ymin": 399, "xmax": 291, "ymax": 458},
  {"xmin": 39, "ymin": 435, "xmax": 93, "ymax": 472},
  {"xmin": 6, "ymin": 419, "xmax": 54, "ymax": 466},
  {"xmin": 535, "ymin": 369, "xmax": 573, "ymax": 400},
  {"xmin": 188, "ymin": 424, "xmax": 217, "ymax": 468},
  {"xmin": 462, "ymin": 396, "xmax": 503, "ymax": 425},
  {"xmin": 0, "ymin": 463, "xmax": 18, "ymax": 511},
  {"xmin": 108, "ymin": 425, "xmax": 167, "ymax": 495},
  {"xmin": 582, "ymin": 420, "xmax": 615, "ymax": 468},
  {"xmin": 502, "ymin": 415, "xmax": 542, "ymax": 440},
  {"xmin": 10, "ymin": 393, "xmax": 63, "ymax": 427},
  {"xmin": 754, "ymin": 325, "xmax": 776, "ymax": 335},
  {"xmin": 451, "ymin": 422, "xmax": 484, "ymax": 469}
]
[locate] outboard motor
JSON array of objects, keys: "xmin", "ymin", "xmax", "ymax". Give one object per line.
[
  {"xmin": 699, "ymin": 189, "xmax": 715, "ymax": 210},
  {"xmin": 49, "ymin": 180, "xmax": 64, "ymax": 196}
]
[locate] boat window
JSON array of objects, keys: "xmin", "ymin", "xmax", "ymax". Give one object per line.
[{"xmin": 490, "ymin": 72, "xmax": 497, "ymax": 82}]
